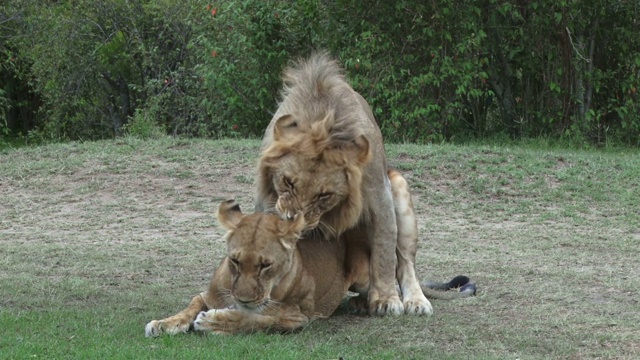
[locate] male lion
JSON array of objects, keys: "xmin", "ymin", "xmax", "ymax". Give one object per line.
[
  {"xmin": 145, "ymin": 176, "xmax": 476, "ymax": 336},
  {"xmin": 255, "ymin": 52, "xmax": 428, "ymax": 315}
]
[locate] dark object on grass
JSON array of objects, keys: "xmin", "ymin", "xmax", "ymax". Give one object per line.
[{"xmin": 422, "ymin": 275, "xmax": 478, "ymax": 296}]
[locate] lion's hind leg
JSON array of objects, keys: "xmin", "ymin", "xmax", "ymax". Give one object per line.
[
  {"xmin": 145, "ymin": 292, "xmax": 208, "ymax": 337},
  {"xmin": 388, "ymin": 169, "xmax": 433, "ymax": 316},
  {"xmin": 346, "ymin": 294, "xmax": 369, "ymax": 314}
]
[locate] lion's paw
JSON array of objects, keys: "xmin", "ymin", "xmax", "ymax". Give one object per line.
[
  {"xmin": 402, "ymin": 289, "xmax": 433, "ymax": 316},
  {"xmin": 368, "ymin": 295, "xmax": 404, "ymax": 316},
  {"xmin": 403, "ymin": 298, "xmax": 433, "ymax": 316},
  {"xmin": 144, "ymin": 319, "xmax": 190, "ymax": 337}
]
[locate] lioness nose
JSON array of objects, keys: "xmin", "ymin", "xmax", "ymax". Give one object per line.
[{"xmin": 286, "ymin": 212, "xmax": 295, "ymax": 221}]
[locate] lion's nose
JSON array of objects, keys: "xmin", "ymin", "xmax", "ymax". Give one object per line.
[{"xmin": 285, "ymin": 212, "xmax": 295, "ymax": 221}]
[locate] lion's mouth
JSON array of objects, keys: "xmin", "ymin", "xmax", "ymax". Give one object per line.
[{"xmin": 274, "ymin": 200, "xmax": 322, "ymax": 229}]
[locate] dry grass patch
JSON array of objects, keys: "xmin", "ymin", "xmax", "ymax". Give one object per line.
[{"xmin": 1, "ymin": 138, "xmax": 638, "ymax": 359}]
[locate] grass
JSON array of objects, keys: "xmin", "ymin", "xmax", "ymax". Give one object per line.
[{"xmin": 1, "ymin": 137, "xmax": 639, "ymax": 359}]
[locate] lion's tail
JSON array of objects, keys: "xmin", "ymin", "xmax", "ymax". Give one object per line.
[{"xmin": 420, "ymin": 275, "xmax": 477, "ymax": 300}]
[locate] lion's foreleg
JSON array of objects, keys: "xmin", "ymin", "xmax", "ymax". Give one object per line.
[
  {"xmin": 193, "ymin": 305, "xmax": 309, "ymax": 334},
  {"xmin": 367, "ymin": 176, "xmax": 404, "ymax": 316},
  {"xmin": 145, "ymin": 292, "xmax": 209, "ymax": 337},
  {"xmin": 389, "ymin": 169, "xmax": 433, "ymax": 315}
]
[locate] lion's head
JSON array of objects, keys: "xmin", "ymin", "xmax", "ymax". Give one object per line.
[
  {"xmin": 217, "ymin": 200, "xmax": 305, "ymax": 311},
  {"xmin": 257, "ymin": 111, "xmax": 371, "ymax": 236}
]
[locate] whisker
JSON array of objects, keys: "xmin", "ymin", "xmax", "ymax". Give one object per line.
[
  {"xmin": 309, "ymin": 221, "xmax": 336, "ymax": 240},
  {"xmin": 257, "ymin": 198, "xmax": 279, "ymax": 215},
  {"xmin": 263, "ymin": 203, "xmax": 278, "ymax": 214},
  {"xmin": 261, "ymin": 299, "xmax": 281, "ymax": 313},
  {"xmin": 216, "ymin": 285, "xmax": 236, "ymax": 309},
  {"xmin": 320, "ymin": 221, "xmax": 336, "ymax": 238}
]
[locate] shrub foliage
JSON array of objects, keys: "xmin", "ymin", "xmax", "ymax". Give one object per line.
[{"xmin": 1, "ymin": 0, "xmax": 639, "ymax": 145}]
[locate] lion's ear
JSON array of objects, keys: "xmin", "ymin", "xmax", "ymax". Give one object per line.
[
  {"xmin": 217, "ymin": 200, "xmax": 244, "ymax": 230},
  {"xmin": 277, "ymin": 212, "xmax": 305, "ymax": 250},
  {"xmin": 352, "ymin": 135, "xmax": 371, "ymax": 166},
  {"xmin": 273, "ymin": 114, "xmax": 299, "ymax": 141}
]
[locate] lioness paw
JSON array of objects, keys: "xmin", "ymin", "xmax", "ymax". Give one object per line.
[
  {"xmin": 145, "ymin": 320, "xmax": 162, "ymax": 337},
  {"xmin": 195, "ymin": 309, "xmax": 251, "ymax": 334},
  {"xmin": 193, "ymin": 310, "xmax": 216, "ymax": 331},
  {"xmin": 145, "ymin": 319, "xmax": 191, "ymax": 337},
  {"xmin": 194, "ymin": 309, "xmax": 241, "ymax": 333}
]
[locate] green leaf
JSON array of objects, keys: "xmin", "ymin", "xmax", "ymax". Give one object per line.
[{"xmin": 554, "ymin": 12, "xmax": 562, "ymax": 23}]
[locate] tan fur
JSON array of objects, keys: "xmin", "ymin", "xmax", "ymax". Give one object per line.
[
  {"xmin": 258, "ymin": 125, "xmax": 370, "ymax": 232},
  {"xmin": 255, "ymin": 52, "xmax": 427, "ymax": 315},
  {"xmin": 146, "ymin": 173, "xmax": 474, "ymax": 336},
  {"xmin": 145, "ymin": 200, "xmax": 358, "ymax": 336}
]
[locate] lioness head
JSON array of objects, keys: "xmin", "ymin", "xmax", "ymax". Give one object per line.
[
  {"xmin": 217, "ymin": 200, "xmax": 305, "ymax": 311},
  {"xmin": 258, "ymin": 112, "xmax": 371, "ymax": 234}
]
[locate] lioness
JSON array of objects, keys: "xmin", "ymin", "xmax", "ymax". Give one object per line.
[
  {"xmin": 256, "ymin": 52, "xmax": 428, "ymax": 315},
  {"xmin": 145, "ymin": 174, "xmax": 476, "ymax": 336}
]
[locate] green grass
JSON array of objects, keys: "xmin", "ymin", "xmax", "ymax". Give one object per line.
[
  {"xmin": 1, "ymin": 137, "xmax": 639, "ymax": 359},
  {"xmin": 0, "ymin": 310, "xmax": 408, "ymax": 359}
]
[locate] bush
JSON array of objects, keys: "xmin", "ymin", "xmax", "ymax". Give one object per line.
[{"xmin": 1, "ymin": 0, "xmax": 639, "ymax": 145}]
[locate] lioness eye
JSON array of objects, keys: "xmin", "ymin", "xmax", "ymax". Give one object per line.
[
  {"xmin": 230, "ymin": 258, "xmax": 239, "ymax": 267},
  {"xmin": 318, "ymin": 192, "xmax": 333, "ymax": 200},
  {"xmin": 260, "ymin": 262, "xmax": 272, "ymax": 270},
  {"xmin": 283, "ymin": 176, "xmax": 294, "ymax": 189}
]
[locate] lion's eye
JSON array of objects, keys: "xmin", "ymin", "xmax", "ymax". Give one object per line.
[
  {"xmin": 283, "ymin": 176, "xmax": 294, "ymax": 189},
  {"xmin": 317, "ymin": 192, "xmax": 333, "ymax": 201},
  {"xmin": 260, "ymin": 262, "xmax": 272, "ymax": 271},
  {"xmin": 229, "ymin": 258, "xmax": 239, "ymax": 267}
]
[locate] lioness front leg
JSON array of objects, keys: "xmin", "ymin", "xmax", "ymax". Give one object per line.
[
  {"xmin": 193, "ymin": 306, "xmax": 309, "ymax": 334},
  {"xmin": 367, "ymin": 179, "xmax": 404, "ymax": 316},
  {"xmin": 145, "ymin": 292, "xmax": 208, "ymax": 337},
  {"xmin": 389, "ymin": 169, "xmax": 432, "ymax": 315}
]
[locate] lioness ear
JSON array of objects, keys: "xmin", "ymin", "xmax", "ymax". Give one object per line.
[
  {"xmin": 217, "ymin": 200, "xmax": 244, "ymax": 230},
  {"xmin": 273, "ymin": 114, "xmax": 299, "ymax": 141},
  {"xmin": 278, "ymin": 212, "xmax": 305, "ymax": 250}
]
